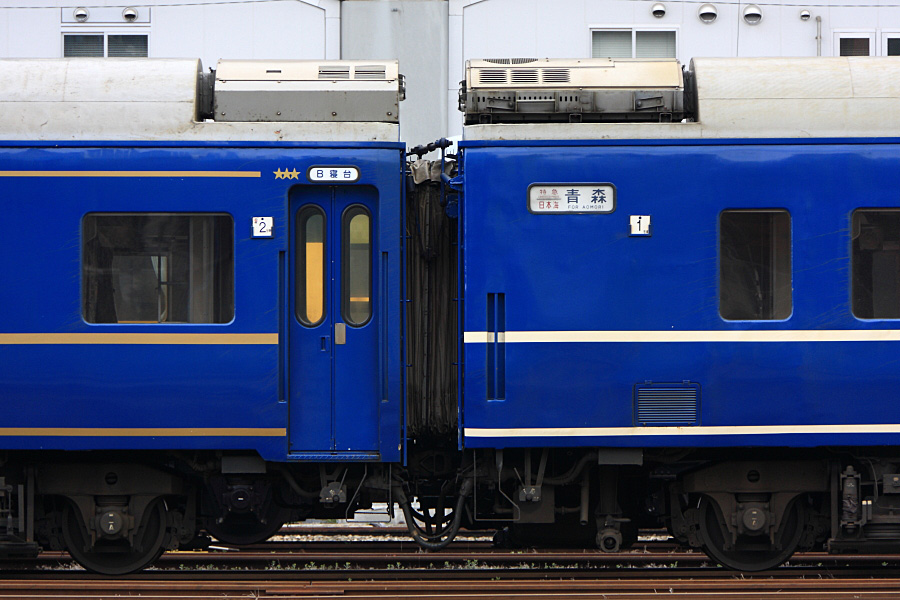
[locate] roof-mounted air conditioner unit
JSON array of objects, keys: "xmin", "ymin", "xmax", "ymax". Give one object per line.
[
  {"xmin": 461, "ymin": 58, "xmax": 685, "ymax": 124},
  {"xmin": 214, "ymin": 60, "xmax": 404, "ymax": 123}
]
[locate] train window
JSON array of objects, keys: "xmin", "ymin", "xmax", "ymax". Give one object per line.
[
  {"xmin": 82, "ymin": 214, "xmax": 234, "ymax": 324},
  {"xmin": 719, "ymin": 210, "xmax": 792, "ymax": 321},
  {"xmin": 341, "ymin": 206, "xmax": 372, "ymax": 326},
  {"xmin": 852, "ymin": 210, "xmax": 900, "ymax": 319},
  {"xmin": 296, "ymin": 206, "xmax": 326, "ymax": 326}
]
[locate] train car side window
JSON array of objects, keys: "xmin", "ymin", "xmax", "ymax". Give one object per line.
[
  {"xmin": 82, "ymin": 214, "xmax": 234, "ymax": 324},
  {"xmin": 296, "ymin": 206, "xmax": 326, "ymax": 326},
  {"xmin": 341, "ymin": 205, "xmax": 372, "ymax": 326},
  {"xmin": 852, "ymin": 209, "xmax": 900, "ymax": 319},
  {"xmin": 719, "ymin": 210, "xmax": 792, "ymax": 321}
]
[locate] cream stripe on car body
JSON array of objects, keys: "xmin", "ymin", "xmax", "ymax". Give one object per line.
[
  {"xmin": 0, "ymin": 428, "xmax": 285, "ymax": 437},
  {"xmin": 0, "ymin": 170, "xmax": 261, "ymax": 178},
  {"xmin": 463, "ymin": 330, "xmax": 900, "ymax": 344},
  {"xmin": 0, "ymin": 333, "xmax": 277, "ymax": 345},
  {"xmin": 465, "ymin": 424, "xmax": 900, "ymax": 438}
]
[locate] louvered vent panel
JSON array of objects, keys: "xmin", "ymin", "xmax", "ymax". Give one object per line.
[
  {"xmin": 511, "ymin": 69, "xmax": 539, "ymax": 83},
  {"xmin": 541, "ymin": 68, "xmax": 571, "ymax": 83},
  {"xmin": 479, "ymin": 69, "xmax": 508, "ymax": 84},
  {"xmin": 510, "ymin": 58, "xmax": 539, "ymax": 64},
  {"xmin": 354, "ymin": 65, "xmax": 387, "ymax": 80},
  {"xmin": 484, "ymin": 58, "xmax": 512, "ymax": 64},
  {"xmin": 318, "ymin": 67, "xmax": 350, "ymax": 79},
  {"xmin": 634, "ymin": 383, "xmax": 700, "ymax": 426}
]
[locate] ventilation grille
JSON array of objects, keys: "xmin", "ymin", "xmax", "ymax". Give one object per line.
[
  {"xmin": 318, "ymin": 67, "xmax": 350, "ymax": 79},
  {"xmin": 484, "ymin": 58, "xmax": 538, "ymax": 65},
  {"xmin": 479, "ymin": 69, "xmax": 508, "ymax": 85},
  {"xmin": 634, "ymin": 383, "xmax": 700, "ymax": 426},
  {"xmin": 511, "ymin": 69, "xmax": 539, "ymax": 83},
  {"xmin": 476, "ymin": 67, "xmax": 573, "ymax": 86},
  {"xmin": 541, "ymin": 68, "xmax": 571, "ymax": 83},
  {"xmin": 354, "ymin": 65, "xmax": 387, "ymax": 80}
]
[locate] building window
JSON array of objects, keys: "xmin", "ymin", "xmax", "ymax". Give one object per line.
[
  {"xmin": 719, "ymin": 210, "xmax": 792, "ymax": 321},
  {"xmin": 83, "ymin": 214, "xmax": 234, "ymax": 324},
  {"xmin": 852, "ymin": 210, "xmax": 900, "ymax": 319},
  {"xmin": 834, "ymin": 32, "xmax": 874, "ymax": 56},
  {"xmin": 64, "ymin": 34, "xmax": 148, "ymax": 57},
  {"xmin": 592, "ymin": 30, "xmax": 676, "ymax": 59},
  {"xmin": 883, "ymin": 34, "xmax": 900, "ymax": 56},
  {"xmin": 840, "ymin": 37, "xmax": 871, "ymax": 56}
]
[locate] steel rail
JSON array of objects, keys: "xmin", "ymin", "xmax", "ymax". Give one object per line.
[{"xmin": 6, "ymin": 576, "xmax": 900, "ymax": 599}]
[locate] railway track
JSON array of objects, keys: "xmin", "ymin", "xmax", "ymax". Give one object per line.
[
  {"xmin": 6, "ymin": 574, "xmax": 900, "ymax": 599},
  {"xmin": 8, "ymin": 527, "xmax": 900, "ymax": 598},
  {"xmin": 7, "ymin": 526, "xmax": 900, "ymax": 571}
]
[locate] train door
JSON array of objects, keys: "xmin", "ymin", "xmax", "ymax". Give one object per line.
[{"xmin": 289, "ymin": 186, "xmax": 379, "ymax": 453}]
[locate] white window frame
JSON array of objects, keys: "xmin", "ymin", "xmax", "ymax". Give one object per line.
[
  {"xmin": 833, "ymin": 30, "xmax": 876, "ymax": 56},
  {"xmin": 881, "ymin": 30, "xmax": 900, "ymax": 56},
  {"xmin": 589, "ymin": 26, "xmax": 680, "ymax": 60},
  {"xmin": 61, "ymin": 31, "xmax": 150, "ymax": 58}
]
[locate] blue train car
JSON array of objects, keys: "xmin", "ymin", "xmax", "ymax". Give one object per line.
[
  {"xmin": 448, "ymin": 57, "xmax": 900, "ymax": 569},
  {"xmin": 9, "ymin": 54, "xmax": 900, "ymax": 576},
  {"xmin": 0, "ymin": 58, "xmax": 405, "ymax": 573}
]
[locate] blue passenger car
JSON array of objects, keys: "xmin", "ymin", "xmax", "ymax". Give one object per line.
[
  {"xmin": 449, "ymin": 57, "xmax": 900, "ymax": 569},
  {"xmin": 0, "ymin": 58, "xmax": 405, "ymax": 573}
]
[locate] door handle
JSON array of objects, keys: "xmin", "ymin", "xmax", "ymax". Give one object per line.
[{"xmin": 334, "ymin": 322, "xmax": 346, "ymax": 345}]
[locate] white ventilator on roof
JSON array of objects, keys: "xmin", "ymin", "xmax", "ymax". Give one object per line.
[
  {"xmin": 463, "ymin": 57, "xmax": 900, "ymax": 140},
  {"xmin": 0, "ymin": 58, "xmax": 402, "ymax": 142}
]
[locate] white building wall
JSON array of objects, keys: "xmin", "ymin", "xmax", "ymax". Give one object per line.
[
  {"xmin": 342, "ymin": 0, "xmax": 448, "ymax": 146},
  {"xmin": 0, "ymin": 0, "xmax": 340, "ymax": 66}
]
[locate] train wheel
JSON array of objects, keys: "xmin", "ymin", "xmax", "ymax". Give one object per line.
[
  {"xmin": 204, "ymin": 506, "xmax": 287, "ymax": 546},
  {"xmin": 698, "ymin": 496, "xmax": 803, "ymax": 572},
  {"xmin": 62, "ymin": 498, "xmax": 169, "ymax": 575}
]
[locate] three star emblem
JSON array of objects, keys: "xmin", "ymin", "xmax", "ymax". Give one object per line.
[{"xmin": 274, "ymin": 168, "xmax": 300, "ymax": 180}]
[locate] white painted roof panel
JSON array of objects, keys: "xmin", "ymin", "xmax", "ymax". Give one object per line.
[{"xmin": 464, "ymin": 57, "xmax": 900, "ymax": 141}]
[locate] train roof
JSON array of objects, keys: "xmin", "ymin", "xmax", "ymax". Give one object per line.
[
  {"xmin": 0, "ymin": 58, "xmax": 402, "ymax": 142},
  {"xmin": 462, "ymin": 57, "xmax": 900, "ymax": 141}
]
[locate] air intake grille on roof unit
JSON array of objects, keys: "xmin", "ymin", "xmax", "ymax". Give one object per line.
[
  {"xmin": 318, "ymin": 66, "xmax": 350, "ymax": 79},
  {"xmin": 354, "ymin": 65, "xmax": 387, "ymax": 79},
  {"xmin": 634, "ymin": 382, "xmax": 700, "ymax": 426},
  {"xmin": 511, "ymin": 69, "xmax": 539, "ymax": 83},
  {"xmin": 541, "ymin": 68, "xmax": 571, "ymax": 83},
  {"xmin": 479, "ymin": 69, "xmax": 508, "ymax": 84},
  {"xmin": 484, "ymin": 58, "xmax": 539, "ymax": 64}
]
